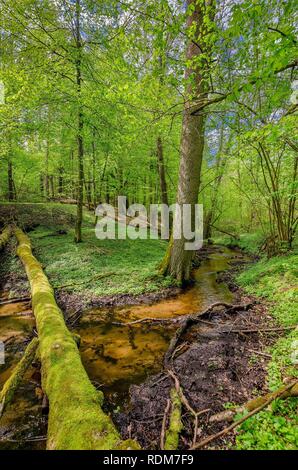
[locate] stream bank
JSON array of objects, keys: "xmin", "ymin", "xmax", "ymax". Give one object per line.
[{"xmin": 0, "ymin": 240, "xmax": 286, "ymax": 450}]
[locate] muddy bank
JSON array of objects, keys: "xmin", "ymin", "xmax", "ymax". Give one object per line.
[{"xmin": 115, "ymin": 291, "xmax": 275, "ymax": 449}]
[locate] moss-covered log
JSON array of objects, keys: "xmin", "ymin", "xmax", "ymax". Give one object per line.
[
  {"xmin": 14, "ymin": 227, "xmax": 139, "ymax": 450},
  {"xmin": 164, "ymin": 388, "xmax": 183, "ymax": 450},
  {"xmin": 0, "ymin": 337, "xmax": 39, "ymax": 418},
  {"xmin": 0, "ymin": 225, "xmax": 12, "ymax": 250},
  {"xmin": 209, "ymin": 380, "xmax": 298, "ymax": 424}
]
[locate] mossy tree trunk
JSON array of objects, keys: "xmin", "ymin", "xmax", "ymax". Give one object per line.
[
  {"xmin": 0, "ymin": 225, "xmax": 12, "ymax": 250},
  {"xmin": 0, "ymin": 338, "xmax": 39, "ymax": 417},
  {"xmin": 14, "ymin": 227, "xmax": 139, "ymax": 450}
]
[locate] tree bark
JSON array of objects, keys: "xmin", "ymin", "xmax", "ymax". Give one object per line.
[
  {"xmin": 0, "ymin": 338, "xmax": 39, "ymax": 417},
  {"xmin": 157, "ymin": 135, "xmax": 169, "ymax": 206},
  {"xmin": 7, "ymin": 159, "xmax": 14, "ymax": 201},
  {"xmin": 0, "ymin": 225, "xmax": 12, "ymax": 250},
  {"xmin": 14, "ymin": 227, "xmax": 139, "ymax": 450},
  {"xmin": 161, "ymin": 0, "xmax": 215, "ymax": 283},
  {"xmin": 74, "ymin": 0, "xmax": 84, "ymax": 243}
]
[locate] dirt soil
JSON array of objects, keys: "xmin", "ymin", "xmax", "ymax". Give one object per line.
[{"xmin": 115, "ymin": 284, "xmax": 276, "ymax": 450}]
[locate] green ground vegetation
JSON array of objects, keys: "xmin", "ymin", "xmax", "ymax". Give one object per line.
[
  {"xmin": 1, "ymin": 203, "xmax": 171, "ymax": 299},
  {"xmin": 235, "ymin": 238, "xmax": 298, "ymax": 450}
]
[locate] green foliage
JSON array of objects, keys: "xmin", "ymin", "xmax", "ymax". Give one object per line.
[
  {"xmin": 236, "ymin": 399, "xmax": 298, "ymax": 450},
  {"xmin": 236, "ymin": 252, "xmax": 298, "ymax": 450}
]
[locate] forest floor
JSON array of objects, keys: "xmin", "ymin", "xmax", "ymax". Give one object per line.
[
  {"xmin": 0, "ymin": 203, "xmax": 178, "ymax": 313},
  {"xmin": 118, "ymin": 254, "xmax": 297, "ymax": 450},
  {"xmin": 0, "ymin": 203, "xmax": 297, "ymax": 450}
]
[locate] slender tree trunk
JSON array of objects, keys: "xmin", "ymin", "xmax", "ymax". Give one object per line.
[
  {"xmin": 58, "ymin": 166, "xmax": 64, "ymax": 195},
  {"xmin": 92, "ymin": 129, "xmax": 97, "ymax": 207},
  {"xmin": 40, "ymin": 172, "xmax": 44, "ymax": 197},
  {"xmin": 203, "ymin": 125, "xmax": 226, "ymax": 239},
  {"xmin": 74, "ymin": 0, "xmax": 84, "ymax": 243},
  {"xmin": 160, "ymin": 0, "xmax": 215, "ymax": 283},
  {"xmin": 156, "ymin": 136, "xmax": 169, "ymax": 206},
  {"xmin": 45, "ymin": 115, "xmax": 50, "ymax": 198},
  {"xmin": 7, "ymin": 159, "xmax": 14, "ymax": 201},
  {"xmin": 49, "ymin": 175, "xmax": 55, "ymax": 199}
]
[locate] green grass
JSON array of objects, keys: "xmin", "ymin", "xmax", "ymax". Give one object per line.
[
  {"xmin": 0, "ymin": 203, "xmax": 173, "ymax": 299},
  {"xmin": 213, "ymin": 231, "xmax": 264, "ymax": 255},
  {"xmin": 29, "ymin": 226, "xmax": 172, "ymax": 298},
  {"xmin": 235, "ymin": 252, "xmax": 298, "ymax": 450}
]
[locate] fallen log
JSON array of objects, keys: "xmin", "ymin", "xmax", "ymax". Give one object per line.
[
  {"xmin": 14, "ymin": 227, "xmax": 139, "ymax": 450},
  {"xmin": 191, "ymin": 379, "xmax": 298, "ymax": 449},
  {"xmin": 209, "ymin": 379, "xmax": 298, "ymax": 424},
  {"xmin": 0, "ymin": 225, "xmax": 12, "ymax": 250},
  {"xmin": 0, "ymin": 337, "xmax": 39, "ymax": 418}
]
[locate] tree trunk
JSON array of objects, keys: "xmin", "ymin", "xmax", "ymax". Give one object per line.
[
  {"xmin": 14, "ymin": 227, "xmax": 139, "ymax": 450},
  {"xmin": 0, "ymin": 225, "xmax": 12, "ymax": 250},
  {"xmin": 45, "ymin": 129, "xmax": 50, "ymax": 198},
  {"xmin": 92, "ymin": 130, "xmax": 97, "ymax": 208},
  {"xmin": 58, "ymin": 166, "xmax": 64, "ymax": 195},
  {"xmin": 7, "ymin": 159, "xmax": 14, "ymax": 201},
  {"xmin": 40, "ymin": 172, "xmax": 44, "ymax": 196},
  {"xmin": 74, "ymin": 0, "xmax": 84, "ymax": 243},
  {"xmin": 49, "ymin": 175, "xmax": 55, "ymax": 199},
  {"xmin": 160, "ymin": 0, "xmax": 215, "ymax": 283},
  {"xmin": 157, "ymin": 136, "xmax": 169, "ymax": 206},
  {"xmin": 0, "ymin": 338, "xmax": 39, "ymax": 417}
]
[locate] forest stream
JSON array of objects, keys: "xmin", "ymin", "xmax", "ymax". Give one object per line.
[{"xmin": 0, "ymin": 246, "xmax": 247, "ymax": 449}]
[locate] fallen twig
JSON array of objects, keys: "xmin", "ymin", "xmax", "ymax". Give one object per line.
[
  {"xmin": 245, "ymin": 348, "xmax": 271, "ymax": 358},
  {"xmin": 193, "ymin": 380, "xmax": 298, "ymax": 449},
  {"xmin": 0, "ymin": 296, "xmax": 31, "ymax": 306},
  {"xmin": 160, "ymin": 399, "xmax": 171, "ymax": 450},
  {"xmin": 220, "ymin": 326, "xmax": 296, "ymax": 334}
]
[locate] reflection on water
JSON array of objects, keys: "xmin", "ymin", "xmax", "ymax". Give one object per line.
[
  {"xmin": 0, "ymin": 245, "xmax": 242, "ymax": 446},
  {"xmin": 77, "ymin": 247, "xmax": 236, "ymax": 404},
  {"xmin": 0, "ymin": 300, "xmax": 47, "ymax": 449}
]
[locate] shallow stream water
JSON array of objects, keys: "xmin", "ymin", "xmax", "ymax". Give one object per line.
[{"xmin": 0, "ymin": 245, "xmax": 240, "ymax": 449}]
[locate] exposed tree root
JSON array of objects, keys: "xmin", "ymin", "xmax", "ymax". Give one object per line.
[
  {"xmin": 14, "ymin": 227, "xmax": 140, "ymax": 450},
  {"xmin": 0, "ymin": 337, "xmax": 39, "ymax": 418},
  {"xmin": 160, "ymin": 398, "xmax": 171, "ymax": 450},
  {"xmin": 0, "ymin": 225, "xmax": 12, "ymax": 250},
  {"xmin": 191, "ymin": 380, "xmax": 298, "ymax": 449},
  {"xmin": 164, "ymin": 301, "xmax": 254, "ymax": 366},
  {"xmin": 113, "ymin": 302, "xmax": 253, "ymax": 329}
]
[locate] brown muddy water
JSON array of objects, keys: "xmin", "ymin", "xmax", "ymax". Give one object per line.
[{"xmin": 0, "ymin": 246, "xmax": 241, "ymax": 449}]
